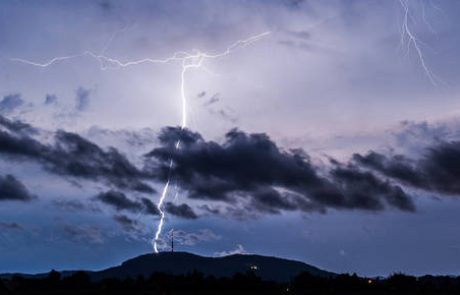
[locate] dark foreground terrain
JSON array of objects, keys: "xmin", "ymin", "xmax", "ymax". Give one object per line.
[
  {"xmin": 1, "ymin": 252, "xmax": 459, "ymax": 294},
  {"xmin": 2, "ymin": 270, "xmax": 460, "ymax": 294}
]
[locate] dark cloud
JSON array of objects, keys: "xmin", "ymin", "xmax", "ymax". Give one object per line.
[
  {"xmin": 76, "ymin": 87, "xmax": 91, "ymax": 111},
  {"xmin": 165, "ymin": 202, "xmax": 198, "ymax": 219},
  {"xmin": 0, "ymin": 174, "xmax": 35, "ymax": 202},
  {"xmin": 199, "ymin": 204, "xmax": 221, "ymax": 215},
  {"xmin": 0, "ymin": 116, "xmax": 154, "ymax": 193},
  {"xmin": 0, "ymin": 114, "xmax": 36, "ymax": 135},
  {"xmin": 355, "ymin": 141, "xmax": 460, "ymax": 195},
  {"xmin": 354, "ymin": 152, "xmax": 423, "ymax": 188},
  {"xmin": 140, "ymin": 197, "xmax": 160, "ymax": 215},
  {"xmin": 113, "ymin": 215, "xmax": 147, "ymax": 241},
  {"xmin": 248, "ymin": 187, "xmax": 317, "ymax": 214},
  {"xmin": 113, "ymin": 215, "xmax": 140, "ymax": 232},
  {"xmin": 0, "ymin": 127, "xmax": 45, "ymax": 159},
  {"xmin": 147, "ymin": 128, "xmax": 325, "ymax": 201},
  {"xmin": 96, "ymin": 190, "xmax": 141, "ymax": 211},
  {"xmin": 330, "ymin": 165, "xmax": 415, "ymax": 212},
  {"xmin": 95, "ymin": 190, "xmax": 159, "ymax": 215},
  {"xmin": 146, "ymin": 127, "xmax": 414, "ymax": 215},
  {"xmin": 50, "ymin": 131, "xmax": 154, "ymax": 193},
  {"xmin": 0, "ymin": 94, "xmax": 24, "ymax": 113}
]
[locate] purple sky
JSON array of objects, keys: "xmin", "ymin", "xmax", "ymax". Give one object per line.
[{"xmin": 1, "ymin": 0, "xmax": 460, "ymax": 277}]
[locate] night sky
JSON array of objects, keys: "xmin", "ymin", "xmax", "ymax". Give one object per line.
[{"xmin": 1, "ymin": 0, "xmax": 460, "ymax": 277}]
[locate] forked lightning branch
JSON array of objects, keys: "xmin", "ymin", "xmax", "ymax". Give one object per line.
[{"xmin": 10, "ymin": 31, "xmax": 271, "ymax": 253}]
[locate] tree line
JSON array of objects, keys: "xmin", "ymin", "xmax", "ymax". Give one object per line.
[{"xmin": 1, "ymin": 269, "xmax": 460, "ymax": 294}]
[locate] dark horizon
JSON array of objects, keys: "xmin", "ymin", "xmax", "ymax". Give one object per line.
[{"xmin": 2, "ymin": 251, "xmax": 460, "ymax": 295}]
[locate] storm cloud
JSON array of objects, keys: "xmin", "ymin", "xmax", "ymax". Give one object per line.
[
  {"xmin": 354, "ymin": 140, "xmax": 460, "ymax": 196},
  {"xmin": 146, "ymin": 127, "xmax": 414, "ymax": 215},
  {"xmin": 0, "ymin": 115, "xmax": 154, "ymax": 193},
  {"xmin": 165, "ymin": 202, "xmax": 198, "ymax": 219},
  {"xmin": 0, "ymin": 174, "xmax": 35, "ymax": 202},
  {"xmin": 113, "ymin": 215, "xmax": 142, "ymax": 232},
  {"xmin": 95, "ymin": 190, "xmax": 159, "ymax": 215},
  {"xmin": 0, "ymin": 114, "xmax": 36, "ymax": 135},
  {"xmin": 330, "ymin": 165, "xmax": 415, "ymax": 212}
]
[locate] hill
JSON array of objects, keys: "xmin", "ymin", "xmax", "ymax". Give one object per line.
[
  {"xmin": 1, "ymin": 252, "xmax": 333, "ymax": 282},
  {"xmin": 93, "ymin": 252, "xmax": 333, "ymax": 282}
]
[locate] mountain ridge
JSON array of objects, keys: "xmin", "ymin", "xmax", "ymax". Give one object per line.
[{"xmin": 1, "ymin": 251, "xmax": 334, "ymax": 282}]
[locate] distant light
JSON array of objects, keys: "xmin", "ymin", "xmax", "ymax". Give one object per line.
[
  {"xmin": 250, "ymin": 265, "xmax": 258, "ymax": 271},
  {"xmin": 368, "ymin": 279, "xmax": 373, "ymax": 284}
]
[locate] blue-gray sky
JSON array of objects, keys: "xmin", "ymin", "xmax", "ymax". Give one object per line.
[{"xmin": 1, "ymin": 0, "xmax": 460, "ymax": 277}]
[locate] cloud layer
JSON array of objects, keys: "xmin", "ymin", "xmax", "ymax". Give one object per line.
[
  {"xmin": 147, "ymin": 127, "xmax": 415, "ymax": 215},
  {"xmin": 0, "ymin": 115, "xmax": 154, "ymax": 193},
  {"xmin": 95, "ymin": 190, "xmax": 159, "ymax": 215},
  {"xmin": 165, "ymin": 202, "xmax": 198, "ymax": 219},
  {"xmin": 354, "ymin": 140, "xmax": 460, "ymax": 196}
]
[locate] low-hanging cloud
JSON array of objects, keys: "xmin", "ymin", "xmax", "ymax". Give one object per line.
[
  {"xmin": 95, "ymin": 190, "xmax": 159, "ymax": 215},
  {"xmin": 165, "ymin": 202, "xmax": 198, "ymax": 219},
  {"xmin": 354, "ymin": 140, "xmax": 460, "ymax": 196},
  {"xmin": 113, "ymin": 215, "xmax": 142, "ymax": 232},
  {"xmin": 0, "ymin": 174, "xmax": 35, "ymax": 202},
  {"xmin": 330, "ymin": 165, "xmax": 415, "ymax": 212},
  {"xmin": 146, "ymin": 127, "xmax": 414, "ymax": 215},
  {"xmin": 0, "ymin": 114, "xmax": 36, "ymax": 135},
  {"xmin": 0, "ymin": 115, "xmax": 154, "ymax": 193}
]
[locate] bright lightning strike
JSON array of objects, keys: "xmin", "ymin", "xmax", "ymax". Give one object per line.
[
  {"xmin": 154, "ymin": 173, "xmax": 170, "ymax": 253},
  {"xmin": 11, "ymin": 31, "xmax": 270, "ymax": 253},
  {"xmin": 398, "ymin": 0, "xmax": 439, "ymax": 86}
]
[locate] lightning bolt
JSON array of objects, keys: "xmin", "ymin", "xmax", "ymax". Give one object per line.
[
  {"xmin": 10, "ymin": 31, "xmax": 270, "ymax": 253},
  {"xmin": 398, "ymin": 0, "xmax": 439, "ymax": 86}
]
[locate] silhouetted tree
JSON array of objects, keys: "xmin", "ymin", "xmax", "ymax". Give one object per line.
[
  {"xmin": 0, "ymin": 278, "xmax": 9, "ymax": 293},
  {"xmin": 46, "ymin": 269, "xmax": 61, "ymax": 289},
  {"xmin": 62, "ymin": 271, "xmax": 91, "ymax": 290},
  {"xmin": 386, "ymin": 273, "xmax": 418, "ymax": 294},
  {"xmin": 3, "ymin": 269, "xmax": 460, "ymax": 294}
]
